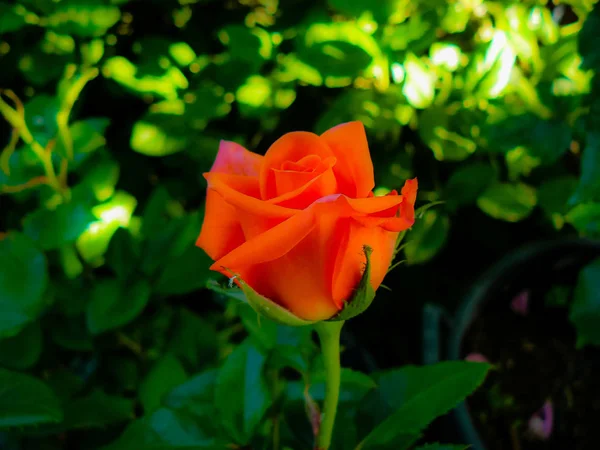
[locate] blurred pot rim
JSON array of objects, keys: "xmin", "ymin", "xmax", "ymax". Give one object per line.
[{"xmin": 448, "ymin": 237, "xmax": 600, "ymax": 450}]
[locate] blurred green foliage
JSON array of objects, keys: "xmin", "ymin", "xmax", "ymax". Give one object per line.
[{"xmin": 0, "ymin": 0, "xmax": 599, "ymax": 448}]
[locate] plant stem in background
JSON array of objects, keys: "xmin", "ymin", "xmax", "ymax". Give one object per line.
[
  {"xmin": 314, "ymin": 320, "xmax": 345, "ymax": 450},
  {"xmin": 0, "ymin": 90, "xmax": 66, "ymax": 198}
]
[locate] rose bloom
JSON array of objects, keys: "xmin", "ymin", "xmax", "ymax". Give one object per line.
[{"xmin": 197, "ymin": 122, "xmax": 417, "ymax": 321}]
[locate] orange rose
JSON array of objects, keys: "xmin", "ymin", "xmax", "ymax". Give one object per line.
[{"xmin": 197, "ymin": 122, "xmax": 417, "ymax": 321}]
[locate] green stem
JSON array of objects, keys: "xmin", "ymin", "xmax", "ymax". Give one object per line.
[{"xmin": 314, "ymin": 320, "xmax": 344, "ymax": 450}]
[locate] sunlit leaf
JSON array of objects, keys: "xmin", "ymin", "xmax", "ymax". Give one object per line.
[
  {"xmin": 402, "ymin": 53, "xmax": 435, "ymax": 108},
  {"xmin": 565, "ymin": 203, "xmax": 600, "ymax": 236},
  {"xmin": 477, "ymin": 183, "xmax": 537, "ymax": 222},
  {"xmin": 169, "ymin": 42, "xmax": 196, "ymax": 67},
  {"xmin": 131, "ymin": 111, "xmax": 188, "ymax": 157},
  {"xmin": 76, "ymin": 191, "xmax": 137, "ymax": 264},
  {"xmin": 81, "ymin": 39, "xmax": 104, "ymax": 65},
  {"xmin": 46, "ymin": 0, "xmax": 121, "ymax": 37},
  {"xmin": 429, "ymin": 43, "xmax": 463, "ymax": 72},
  {"xmin": 103, "ymin": 56, "xmax": 188, "ymax": 100},
  {"xmin": 466, "ymin": 30, "xmax": 516, "ymax": 99}
]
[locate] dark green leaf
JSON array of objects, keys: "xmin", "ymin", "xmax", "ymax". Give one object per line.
[
  {"xmin": 579, "ymin": 2, "xmax": 600, "ymax": 70},
  {"xmin": 358, "ymin": 362, "xmax": 490, "ymax": 449},
  {"xmin": 404, "ymin": 210, "xmax": 450, "ymax": 264},
  {"xmin": 141, "ymin": 187, "xmax": 172, "ymax": 237},
  {"xmin": 0, "ymin": 369, "xmax": 63, "ymax": 428},
  {"xmin": 296, "ymin": 22, "xmax": 380, "ymax": 81},
  {"xmin": 62, "ymin": 390, "xmax": 134, "ymax": 429},
  {"xmin": 54, "ymin": 118, "xmax": 109, "ymax": 159},
  {"xmin": 570, "ymin": 133, "xmax": 600, "ymax": 204},
  {"xmin": 569, "ymin": 258, "xmax": 600, "ymax": 347},
  {"xmin": 419, "ymin": 108, "xmax": 476, "ymax": 161},
  {"xmin": 101, "ymin": 410, "xmax": 229, "ymax": 450},
  {"xmin": 50, "ymin": 314, "xmax": 93, "ymax": 351},
  {"xmin": 528, "ymin": 119, "xmax": 571, "ymax": 164},
  {"xmin": 219, "ymin": 25, "xmax": 272, "ymax": 65},
  {"xmin": 155, "ymin": 246, "xmax": 212, "ymax": 296},
  {"xmin": 139, "ymin": 354, "xmax": 188, "ymax": 414},
  {"xmin": 24, "ymin": 95, "xmax": 59, "ymax": 147},
  {"xmin": 23, "ymin": 202, "xmax": 96, "ymax": 250},
  {"xmin": 538, "ymin": 176, "xmax": 579, "ymax": 218},
  {"xmin": 0, "ymin": 3, "xmax": 29, "ymax": 33},
  {"xmin": 106, "ymin": 228, "xmax": 141, "ymax": 280},
  {"xmin": 288, "ymin": 368, "xmax": 376, "ymax": 403},
  {"xmin": 0, "ymin": 233, "xmax": 48, "ymax": 337},
  {"xmin": 0, "ymin": 322, "xmax": 42, "ymax": 370},
  {"xmin": 215, "ymin": 339, "xmax": 271, "ymax": 444},
  {"xmin": 167, "ymin": 310, "xmax": 219, "ymax": 370},
  {"xmin": 414, "ymin": 445, "xmax": 468, "ymax": 450},
  {"xmin": 444, "ymin": 162, "xmax": 496, "ymax": 210},
  {"xmin": 477, "ymin": 183, "xmax": 537, "ymax": 222},
  {"xmin": 163, "ymin": 370, "xmax": 224, "ymax": 441},
  {"xmin": 545, "ymin": 285, "xmax": 571, "ymax": 308},
  {"xmin": 86, "ymin": 278, "xmax": 151, "ymax": 335}
]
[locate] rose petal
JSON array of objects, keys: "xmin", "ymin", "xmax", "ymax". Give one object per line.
[
  {"xmin": 272, "ymin": 157, "xmax": 337, "ymax": 197},
  {"xmin": 269, "ymin": 159, "xmax": 338, "ymax": 209},
  {"xmin": 204, "ymin": 172, "xmax": 294, "ymax": 219},
  {"xmin": 281, "ymin": 154, "xmax": 322, "ymax": 172},
  {"xmin": 196, "ymin": 188, "xmax": 246, "ymax": 261},
  {"xmin": 204, "ymin": 172, "xmax": 296, "ymax": 239},
  {"xmin": 259, "ymin": 131, "xmax": 335, "ymax": 199},
  {"xmin": 211, "ymin": 140, "xmax": 263, "ymax": 176},
  {"xmin": 343, "ymin": 179, "xmax": 418, "ymax": 232},
  {"xmin": 321, "ymin": 121, "xmax": 375, "ymax": 198},
  {"xmin": 210, "ymin": 207, "xmax": 340, "ymax": 321},
  {"xmin": 330, "ymin": 218, "xmax": 397, "ymax": 307}
]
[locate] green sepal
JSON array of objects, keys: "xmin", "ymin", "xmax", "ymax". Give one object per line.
[
  {"xmin": 328, "ymin": 245, "xmax": 375, "ymax": 322},
  {"xmin": 206, "ymin": 276, "xmax": 316, "ymax": 327}
]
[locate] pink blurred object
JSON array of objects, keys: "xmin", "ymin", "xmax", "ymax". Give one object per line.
[
  {"xmin": 510, "ymin": 290, "xmax": 530, "ymax": 316},
  {"xmin": 465, "ymin": 352, "xmax": 489, "ymax": 363},
  {"xmin": 528, "ymin": 400, "xmax": 554, "ymax": 440}
]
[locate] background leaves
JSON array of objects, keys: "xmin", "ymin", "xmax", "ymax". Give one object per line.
[{"xmin": 0, "ymin": 0, "xmax": 599, "ymax": 448}]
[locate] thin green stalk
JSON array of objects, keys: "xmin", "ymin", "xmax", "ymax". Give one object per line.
[
  {"xmin": 314, "ymin": 320, "xmax": 344, "ymax": 450},
  {"xmin": 0, "ymin": 90, "xmax": 67, "ymax": 198}
]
